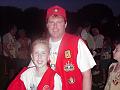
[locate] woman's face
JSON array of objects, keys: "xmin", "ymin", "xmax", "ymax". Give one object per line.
[
  {"xmin": 113, "ymin": 44, "xmax": 120, "ymax": 62},
  {"xmin": 31, "ymin": 43, "xmax": 49, "ymax": 68}
]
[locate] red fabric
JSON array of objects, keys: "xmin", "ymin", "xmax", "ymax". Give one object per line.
[
  {"xmin": 7, "ymin": 67, "xmax": 55, "ymax": 90},
  {"xmin": 7, "ymin": 67, "xmax": 27, "ymax": 90},
  {"xmin": 46, "ymin": 5, "xmax": 66, "ymax": 21},
  {"xmin": 38, "ymin": 67, "xmax": 55, "ymax": 90},
  {"xmin": 55, "ymin": 33, "xmax": 83, "ymax": 90}
]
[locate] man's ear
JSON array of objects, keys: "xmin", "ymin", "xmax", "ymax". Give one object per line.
[
  {"xmin": 31, "ymin": 54, "xmax": 33, "ymax": 60},
  {"xmin": 46, "ymin": 22, "xmax": 49, "ymax": 29},
  {"xmin": 65, "ymin": 22, "xmax": 67, "ymax": 28}
]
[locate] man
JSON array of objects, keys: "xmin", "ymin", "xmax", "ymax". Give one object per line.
[
  {"xmin": 81, "ymin": 23, "xmax": 96, "ymax": 51},
  {"xmin": 91, "ymin": 26, "xmax": 104, "ymax": 50},
  {"xmin": 46, "ymin": 5, "xmax": 96, "ymax": 90}
]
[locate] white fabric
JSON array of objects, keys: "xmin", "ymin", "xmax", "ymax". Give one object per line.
[
  {"xmin": 49, "ymin": 38, "xmax": 61, "ymax": 70},
  {"xmin": 77, "ymin": 39, "xmax": 96, "ymax": 72},
  {"xmin": 49, "ymin": 38, "xmax": 96, "ymax": 72},
  {"xmin": 20, "ymin": 67, "xmax": 62, "ymax": 90},
  {"xmin": 20, "ymin": 67, "xmax": 41, "ymax": 90},
  {"xmin": 54, "ymin": 73, "xmax": 62, "ymax": 90}
]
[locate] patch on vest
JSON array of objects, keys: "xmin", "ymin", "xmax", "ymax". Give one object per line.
[
  {"xmin": 68, "ymin": 76, "xmax": 75, "ymax": 84},
  {"xmin": 43, "ymin": 85, "xmax": 50, "ymax": 90},
  {"xmin": 112, "ymin": 72, "xmax": 120, "ymax": 85},
  {"xmin": 64, "ymin": 61, "xmax": 74, "ymax": 72},
  {"xmin": 65, "ymin": 50, "xmax": 71, "ymax": 59}
]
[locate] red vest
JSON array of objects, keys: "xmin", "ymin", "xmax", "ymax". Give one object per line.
[
  {"xmin": 55, "ymin": 33, "xmax": 83, "ymax": 90},
  {"xmin": 7, "ymin": 67, "xmax": 55, "ymax": 90},
  {"xmin": 37, "ymin": 67, "xmax": 55, "ymax": 90}
]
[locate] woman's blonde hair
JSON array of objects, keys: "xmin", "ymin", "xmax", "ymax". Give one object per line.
[{"xmin": 31, "ymin": 38, "xmax": 49, "ymax": 52}]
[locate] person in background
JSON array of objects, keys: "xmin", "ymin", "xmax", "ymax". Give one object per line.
[
  {"xmin": 7, "ymin": 38, "xmax": 62, "ymax": 90},
  {"xmin": 100, "ymin": 37, "xmax": 112, "ymax": 84},
  {"xmin": 3, "ymin": 24, "xmax": 17, "ymax": 58},
  {"xmin": 40, "ymin": 5, "xmax": 96, "ymax": 90},
  {"xmin": 2, "ymin": 24, "xmax": 18, "ymax": 79},
  {"xmin": 81, "ymin": 23, "xmax": 96, "ymax": 53},
  {"xmin": 104, "ymin": 40, "xmax": 120, "ymax": 90},
  {"xmin": 76, "ymin": 25, "xmax": 83, "ymax": 36},
  {"xmin": 91, "ymin": 26, "xmax": 104, "ymax": 50},
  {"xmin": 16, "ymin": 29, "xmax": 31, "ymax": 60}
]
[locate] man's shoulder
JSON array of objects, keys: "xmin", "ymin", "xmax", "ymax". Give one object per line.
[{"xmin": 65, "ymin": 33, "xmax": 80, "ymax": 39}]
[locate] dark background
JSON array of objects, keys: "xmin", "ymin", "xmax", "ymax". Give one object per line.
[{"xmin": 0, "ymin": 0, "xmax": 120, "ymax": 40}]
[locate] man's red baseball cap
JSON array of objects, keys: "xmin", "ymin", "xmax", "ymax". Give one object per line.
[{"xmin": 46, "ymin": 5, "xmax": 67, "ymax": 21}]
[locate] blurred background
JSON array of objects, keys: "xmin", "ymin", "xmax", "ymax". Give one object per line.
[{"xmin": 0, "ymin": 0, "xmax": 120, "ymax": 90}]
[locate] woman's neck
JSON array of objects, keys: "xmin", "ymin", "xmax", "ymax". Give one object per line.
[{"xmin": 35, "ymin": 66, "xmax": 48, "ymax": 76}]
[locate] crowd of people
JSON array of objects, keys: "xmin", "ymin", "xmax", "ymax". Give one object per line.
[{"xmin": 0, "ymin": 5, "xmax": 120, "ymax": 90}]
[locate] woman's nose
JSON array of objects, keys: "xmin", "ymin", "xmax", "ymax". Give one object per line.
[{"xmin": 113, "ymin": 50, "xmax": 115, "ymax": 54}]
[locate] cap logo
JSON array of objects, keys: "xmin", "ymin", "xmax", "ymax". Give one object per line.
[{"xmin": 54, "ymin": 8, "xmax": 59, "ymax": 12}]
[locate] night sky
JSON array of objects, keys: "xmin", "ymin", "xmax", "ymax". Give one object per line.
[{"xmin": 0, "ymin": 0, "xmax": 120, "ymax": 16}]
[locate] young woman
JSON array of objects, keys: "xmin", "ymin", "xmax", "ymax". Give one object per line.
[
  {"xmin": 7, "ymin": 38, "xmax": 62, "ymax": 90},
  {"xmin": 104, "ymin": 41, "xmax": 120, "ymax": 90}
]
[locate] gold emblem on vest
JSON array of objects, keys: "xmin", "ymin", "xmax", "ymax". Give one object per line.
[
  {"xmin": 43, "ymin": 85, "xmax": 50, "ymax": 90},
  {"xmin": 65, "ymin": 50, "xmax": 71, "ymax": 59},
  {"xmin": 64, "ymin": 61, "xmax": 74, "ymax": 72},
  {"xmin": 68, "ymin": 76, "xmax": 75, "ymax": 84}
]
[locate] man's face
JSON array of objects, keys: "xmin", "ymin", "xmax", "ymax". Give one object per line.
[
  {"xmin": 92, "ymin": 28, "xmax": 99, "ymax": 35},
  {"xmin": 47, "ymin": 15, "xmax": 67, "ymax": 41}
]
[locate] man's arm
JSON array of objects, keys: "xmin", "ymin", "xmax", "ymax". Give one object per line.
[{"xmin": 82, "ymin": 69, "xmax": 92, "ymax": 90}]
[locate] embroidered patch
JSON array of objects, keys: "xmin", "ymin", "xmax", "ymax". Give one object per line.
[
  {"xmin": 65, "ymin": 50, "xmax": 71, "ymax": 59},
  {"xmin": 68, "ymin": 76, "xmax": 75, "ymax": 84},
  {"xmin": 64, "ymin": 61, "xmax": 74, "ymax": 72},
  {"xmin": 113, "ymin": 72, "xmax": 120, "ymax": 85},
  {"xmin": 43, "ymin": 85, "xmax": 50, "ymax": 90},
  {"xmin": 113, "ymin": 79, "xmax": 119, "ymax": 85}
]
